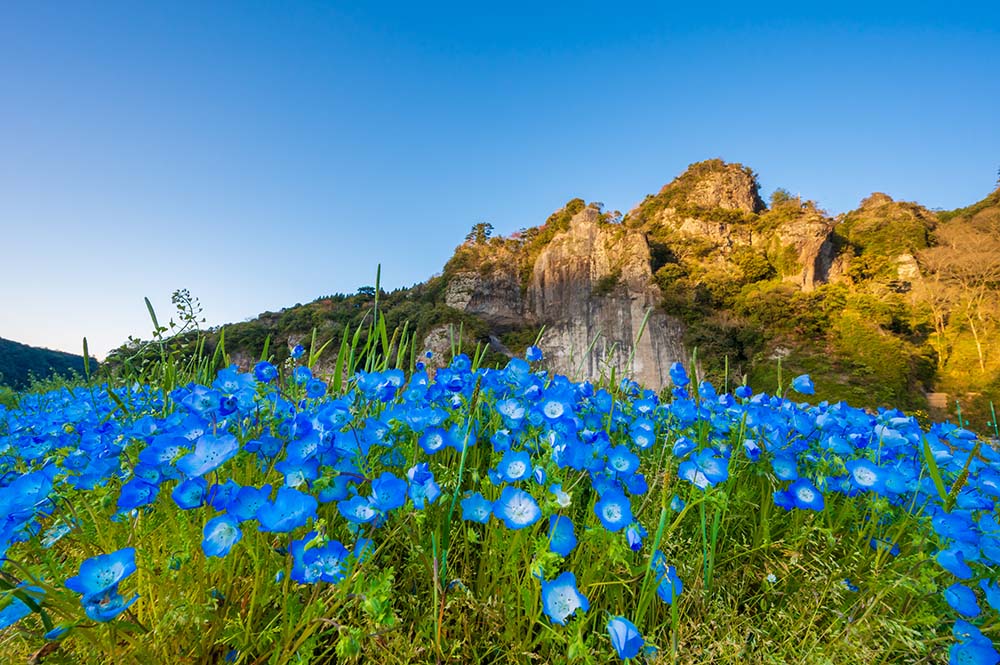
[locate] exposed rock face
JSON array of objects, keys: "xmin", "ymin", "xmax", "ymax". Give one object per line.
[
  {"xmin": 434, "ymin": 207, "xmax": 688, "ymax": 390},
  {"xmin": 527, "ymin": 208, "xmax": 687, "ymax": 388},
  {"xmin": 444, "ymin": 266, "xmax": 523, "ymax": 329},
  {"xmin": 675, "ymin": 161, "xmax": 766, "ymax": 213},
  {"xmin": 774, "ymin": 212, "xmax": 838, "ymax": 291}
]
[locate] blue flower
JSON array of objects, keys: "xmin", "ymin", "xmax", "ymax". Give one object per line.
[
  {"xmin": 540, "ymin": 571, "xmax": 589, "ymax": 625},
  {"xmin": 789, "ymin": 479, "xmax": 825, "ymax": 511},
  {"xmin": 406, "ymin": 463, "xmax": 441, "ymax": 510},
  {"xmin": 625, "ymin": 522, "xmax": 647, "ymax": 551},
  {"xmin": 655, "ymin": 564, "xmax": 683, "ymax": 604},
  {"xmin": 526, "ymin": 345, "xmax": 543, "ymax": 362},
  {"xmin": 0, "ymin": 585, "xmax": 42, "ymax": 630},
  {"xmin": 669, "ymin": 362, "xmax": 690, "ymax": 388},
  {"xmin": 979, "ymin": 579, "xmax": 1000, "ymax": 612},
  {"xmin": 846, "ymin": 459, "xmax": 886, "ymax": 494},
  {"xmin": 253, "ymin": 361, "xmax": 278, "ymax": 382},
  {"xmin": 607, "ymin": 616, "xmax": 644, "ymax": 660},
  {"xmin": 256, "ymin": 488, "xmax": 318, "ymax": 533},
  {"xmin": 202, "ymin": 515, "xmax": 243, "ymax": 558},
  {"xmin": 228, "ymin": 484, "xmax": 273, "ymax": 522},
  {"xmin": 176, "ymin": 433, "xmax": 240, "ymax": 478},
  {"xmin": 791, "ymin": 374, "xmax": 815, "ymax": 395},
  {"xmin": 937, "ymin": 549, "xmax": 974, "ymax": 580},
  {"xmin": 493, "ymin": 487, "xmax": 541, "ymax": 530},
  {"xmin": 461, "ymin": 492, "xmax": 493, "ymax": 523},
  {"xmin": 337, "ymin": 495, "xmax": 378, "ymax": 524},
  {"xmin": 945, "ymin": 583, "xmax": 981, "ymax": 618},
  {"xmin": 291, "ymin": 344, "xmax": 305, "ymax": 359},
  {"xmin": 82, "ymin": 587, "xmax": 139, "ymax": 622},
  {"xmin": 496, "ymin": 450, "xmax": 533, "ymax": 483},
  {"xmin": 548, "ymin": 515, "xmax": 577, "ymax": 556},
  {"xmin": 678, "ymin": 449, "xmax": 729, "ymax": 490},
  {"xmin": 172, "ymin": 477, "xmax": 208, "ymax": 510},
  {"xmin": 65, "ymin": 548, "xmax": 137, "ymax": 597},
  {"xmin": 607, "ymin": 445, "xmax": 640, "ymax": 476},
  {"xmin": 594, "ymin": 489, "xmax": 633, "ymax": 533},
  {"xmin": 370, "ymin": 472, "xmax": 407, "ymax": 513}
]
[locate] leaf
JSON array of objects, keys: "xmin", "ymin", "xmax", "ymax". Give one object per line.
[{"xmin": 921, "ymin": 437, "xmax": 948, "ymax": 505}]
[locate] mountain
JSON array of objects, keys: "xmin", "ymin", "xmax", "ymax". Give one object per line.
[
  {"xmin": 0, "ymin": 337, "xmax": 94, "ymax": 390},
  {"xmin": 108, "ymin": 160, "xmax": 1000, "ymax": 430}
]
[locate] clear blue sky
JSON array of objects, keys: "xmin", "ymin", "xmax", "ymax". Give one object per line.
[{"xmin": 2, "ymin": 2, "xmax": 998, "ymax": 359}]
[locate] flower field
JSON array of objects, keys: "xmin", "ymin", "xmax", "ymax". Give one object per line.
[{"xmin": 1, "ymin": 336, "xmax": 999, "ymax": 663}]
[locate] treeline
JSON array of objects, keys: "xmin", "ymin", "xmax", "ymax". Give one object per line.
[{"xmin": 0, "ymin": 337, "xmax": 94, "ymax": 390}]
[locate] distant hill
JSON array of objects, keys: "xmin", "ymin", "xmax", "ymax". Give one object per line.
[
  {"xmin": 107, "ymin": 160, "xmax": 1000, "ymax": 431},
  {"xmin": 0, "ymin": 337, "xmax": 94, "ymax": 390}
]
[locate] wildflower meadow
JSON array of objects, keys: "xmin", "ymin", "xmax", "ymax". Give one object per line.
[{"xmin": 1, "ymin": 300, "xmax": 999, "ymax": 664}]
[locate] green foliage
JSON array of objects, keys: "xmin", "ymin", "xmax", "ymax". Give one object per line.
[
  {"xmin": 0, "ymin": 338, "xmax": 93, "ymax": 390},
  {"xmin": 592, "ymin": 270, "xmax": 622, "ymax": 297}
]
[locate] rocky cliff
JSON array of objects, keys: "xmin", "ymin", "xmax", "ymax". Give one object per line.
[{"xmin": 440, "ymin": 206, "xmax": 687, "ymax": 388}]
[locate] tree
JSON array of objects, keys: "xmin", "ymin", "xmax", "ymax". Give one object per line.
[{"xmin": 465, "ymin": 222, "xmax": 494, "ymax": 244}]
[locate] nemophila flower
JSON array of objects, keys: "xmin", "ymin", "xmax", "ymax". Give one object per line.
[
  {"xmin": 43, "ymin": 624, "xmax": 68, "ymax": 641},
  {"xmin": 116, "ymin": 478, "xmax": 159, "ymax": 512},
  {"xmin": 607, "ymin": 616, "xmax": 644, "ymax": 660},
  {"xmin": 257, "ymin": 487, "xmax": 318, "ymax": 533},
  {"xmin": 549, "ymin": 483, "xmax": 571, "ymax": 508},
  {"xmin": 937, "ymin": 549, "xmax": 975, "ymax": 580},
  {"xmin": 743, "ymin": 439, "xmax": 761, "ymax": 462},
  {"xmin": 275, "ymin": 456, "xmax": 320, "ymax": 489},
  {"xmin": 419, "ymin": 427, "xmax": 452, "ymax": 455},
  {"xmin": 945, "ymin": 583, "xmax": 981, "ymax": 618},
  {"xmin": 791, "ymin": 374, "xmax": 815, "ymax": 395},
  {"xmin": 292, "ymin": 366, "xmax": 312, "ymax": 385},
  {"xmin": 669, "ymin": 362, "xmax": 690, "ymax": 387},
  {"xmin": 979, "ymin": 579, "xmax": 1000, "ymax": 612},
  {"xmin": 65, "ymin": 548, "xmax": 137, "ymax": 597},
  {"xmin": 406, "ymin": 463, "xmax": 441, "ymax": 509},
  {"xmin": 678, "ymin": 449, "xmax": 729, "ymax": 490},
  {"xmin": 291, "ymin": 344, "xmax": 305, "ymax": 359},
  {"xmin": 771, "ymin": 455, "xmax": 798, "ymax": 481},
  {"xmin": 594, "ymin": 489, "xmax": 633, "ymax": 533},
  {"xmin": 176, "ymin": 433, "xmax": 240, "ymax": 478},
  {"xmin": 950, "ymin": 639, "xmax": 1000, "ymax": 665},
  {"xmin": 497, "ymin": 450, "xmax": 533, "ymax": 483},
  {"xmin": 228, "ymin": 484, "xmax": 273, "ymax": 522},
  {"xmin": 846, "ymin": 458, "xmax": 886, "ymax": 494},
  {"xmin": 540, "ymin": 571, "xmax": 589, "ymax": 625},
  {"xmin": 526, "ymin": 345, "xmax": 543, "ymax": 362},
  {"xmin": 789, "ymin": 478, "xmax": 825, "ymax": 511},
  {"xmin": 370, "ymin": 472, "xmax": 407, "ymax": 513},
  {"xmin": 493, "ymin": 487, "xmax": 541, "ymax": 530},
  {"xmin": 253, "ymin": 361, "xmax": 278, "ymax": 382},
  {"xmin": 461, "ymin": 492, "xmax": 493, "ymax": 523},
  {"xmin": 625, "ymin": 522, "xmax": 647, "ymax": 551},
  {"xmin": 202, "ymin": 515, "xmax": 242, "ymax": 558},
  {"xmin": 607, "ymin": 445, "xmax": 640, "ymax": 476},
  {"xmin": 735, "ymin": 384, "xmax": 753, "ymax": 399},
  {"xmin": 670, "ymin": 494, "xmax": 685, "ymax": 512},
  {"xmin": 672, "ymin": 436, "xmax": 696, "ymax": 458},
  {"xmin": 82, "ymin": 587, "xmax": 138, "ymax": 622},
  {"xmin": 305, "ymin": 379, "xmax": 327, "ymax": 399},
  {"xmin": 0, "ymin": 591, "xmax": 33, "ymax": 630},
  {"xmin": 337, "ymin": 495, "xmax": 378, "ymax": 524},
  {"xmin": 656, "ymin": 564, "xmax": 684, "ymax": 604},
  {"xmin": 208, "ymin": 479, "xmax": 242, "ymax": 511},
  {"xmin": 548, "ymin": 515, "xmax": 577, "ymax": 556},
  {"xmin": 172, "ymin": 477, "xmax": 208, "ymax": 510}
]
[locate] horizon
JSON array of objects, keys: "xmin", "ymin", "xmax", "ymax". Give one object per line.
[{"xmin": 3, "ymin": 3, "xmax": 999, "ymax": 359}]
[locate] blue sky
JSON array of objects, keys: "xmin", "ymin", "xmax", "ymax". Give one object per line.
[{"xmin": 2, "ymin": 2, "xmax": 998, "ymax": 358}]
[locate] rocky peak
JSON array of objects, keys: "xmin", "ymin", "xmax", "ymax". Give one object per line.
[{"xmin": 657, "ymin": 159, "xmax": 766, "ymax": 214}]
